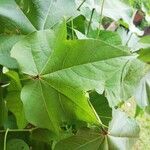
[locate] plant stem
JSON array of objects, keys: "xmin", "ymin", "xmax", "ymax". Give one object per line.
[
  {"xmin": 0, "ymin": 127, "xmax": 38, "ymax": 133},
  {"xmin": 126, "ymin": 32, "xmax": 133, "ymax": 46},
  {"xmin": 97, "ymin": 0, "xmax": 105, "ymax": 37},
  {"xmin": 86, "ymin": 8, "xmax": 95, "ymax": 36},
  {"xmin": 100, "ymin": 126, "xmax": 108, "ymax": 135},
  {"xmin": 77, "ymin": 0, "xmax": 86, "ymax": 11},
  {"xmin": 3, "ymin": 128, "xmax": 9, "ymax": 150},
  {"xmin": 71, "ymin": 19, "xmax": 74, "ymax": 40},
  {"xmin": 20, "ymin": 77, "xmax": 31, "ymax": 81}
]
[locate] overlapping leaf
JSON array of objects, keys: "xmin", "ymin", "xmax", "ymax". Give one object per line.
[
  {"xmin": 0, "ymin": 0, "xmax": 78, "ymax": 67},
  {"xmin": 76, "ymin": 0, "xmax": 117, "ymax": 23},
  {"xmin": 138, "ymin": 36, "xmax": 150, "ymax": 63},
  {"xmin": 76, "ymin": 0, "xmax": 143, "ymax": 35},
  {"xmin": 140, "ymin": 35, "xmax": 150, "ymax": 44},
  {"xmin": 90, "ymin": 92, "xmax": 112, "ymax": 126},
  {"xmin": 134, "ymin": 69, "xmax": 150, "ymax": 112},
  {"xmin": 0, "ymin": 0, "xmax": 77, "ymax": 32},
  {"xmin": 136, "ymin": 36, "xmax": 150, "ymax": 111},
  {"xmin": 0, "ymin": 68, "xmax": 8, "ymax": 127},
  {"xmin": 11, "ymin": 23, "xmax": 145, "ymax": 134},
  {"xmin": 117, "ymin": 28, "xmax": 150, "ymax": 52},
  {"xmin": 0, "ymin": 87, "xmax": 7, "ymax": 127},
  {"xmin": 4, "ymin": 69, "xmax": 27, "ymax": 128},
  {"xmin": 54, "ymin": 110, "xmax": 140, "ymax": 150},
  {"xmin": 76, "ymin": 28, "xmax": 122, "ymax": 45},
  {"xmin": 0, "ymin": 34, "xmax": 23, "ymax": 68},
  {"xmin": 7, "ymin": 139, "xmax": 29, "ymax": 150}
]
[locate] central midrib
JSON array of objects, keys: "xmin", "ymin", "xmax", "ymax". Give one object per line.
[
  {"xmin": 39, "ymin": 80, "xmax": 59, "ymax": 133},
  {"xmin": 41, "ymin": 0, "xmax": 53, "ymax": 29},
  {"xmin": 40, "ymin": 56, "xmax": 133, "ymax": 77},
  {"xmin": 40, "ymin": 78, "xmax": 100, "ymax": 125}
]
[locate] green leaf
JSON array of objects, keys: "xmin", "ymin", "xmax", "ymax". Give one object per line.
[
  {"xmin": 3, "ymin": 69, "xmax": 22, "ymax": 91},
  {"xmin": 0, "ymin": 68, "xmax": 8, "ymax": 127},
  {"xmin": 0, "ymin": 34, "xmax": 25, "ymax": 54},
  {"xmin": 0, "ymin": 34, "xmax": 25, "ymax": 68},
  {"xmin": 140, "ymin": 35, "xmax": 150, "ymax": 44},
  {"xmin": 89, "ymin": 92, "xmax": 112, "ymax": 126},
  {"xmin": 135, "ymin": 70, "xmax": 150, "ymax": 111},
  {"xmin": 30, "ymin": 140, "xmax": 51, "ymax": 150},
  {"xmin": 4, "ymin": 115, "xmax": 18, "ymax": 129},
  {"xmin": 0, "ymin": 87, "xmax": 8, "ymax": 127},
  {"xmin": 30, "ymin": 128, "xmax": 53, "ymax": 143},
  {"xmin": 0, "ymin": 55, "xmax": 18, "ymax": 69},
  {"xmin": 72, "ymin": 15, "xmax": 86, "ymax": 34},
  {"xmin": 0, "ymin": 0, "xmax": 78, "ymax": 68},
  {"xmin": 89, "ymin": 30, "xmax": 122, "ymax": 45},
  {"xmin": 0, "ymin": 0, "xmax": 36, "ymax": 34},
  {"xmin": 6, "ymin": 138, "xmax": 29, "ymax": 150},
  {"xmin": 11, "ymin": 25, "xmax": 145, "ymax": 134},
  {"xmin": 5, "ymin": 92, "xmax": 27, "ymax": 129},
  {"xmin": 4, "ymin": 70, "xmax": 27, "ymax": 128},
  {"xmin": 138, "ymin": 48, "xmax": 150, "ymax": 63},
  {"xmin": 0, "ymin": 132, "xmax": 4, "ymax": 150},
  {"xmin": 54, "ymin": 110, "xmax": 140, "ymax": 150},
  {"xmin": 0, "ymin": 0, "xmax": 78, "ymax": 32}
]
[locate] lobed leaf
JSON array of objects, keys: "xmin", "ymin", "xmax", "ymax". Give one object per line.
[
  {"xmin": 11, "ymin": 23, "xmax": 145, "ymax": 134},
  {"xmin": 54, "ymin": 110, "xmax": 140, "ymax": 150}
]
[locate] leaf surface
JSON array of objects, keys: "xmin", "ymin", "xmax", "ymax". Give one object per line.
[
  {"xmin": 0, "ymin": 0, "xmax": 77, "ymax": 32},
  {"xmin": 135, "ymin": 70, "xmax": 150, "ymax": 111},
  {"xmin": 7, "ymin": 138, "xmax": 29, "ymax": 150},
  {"xmin": 54, "ymin": 110, "xmax": 140, "ymax": 150},
  {"xmin": 4, "ymin": 70, "xmax": 27, "ymax": 128},
  {"xmin": 11, "ymin": 25, "xmax": 144, "ymax": 133},
  {"xmin": 0, "ymin": 0, "xmax": 77, "ymax": 67},
  {"xmin": 89, "ymin": 92, "xmax": 112, "ymax": 126}
]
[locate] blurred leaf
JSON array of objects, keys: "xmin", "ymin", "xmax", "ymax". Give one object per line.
[
  {"xmin": 77, "ymin": 0, "xmax": 132, "ymax": 24},
  {"xmin": 89, "ymin": 29, "xmax": 122, "ymax": 45},
  {"xmin": 140, "ymin": 35, "xmax": 150, "ymax": 44},
  {"xmin": 30, "ymin": 128, "xmax": 53, "ymax": 143},
  {"xmin": 5, "ymin": 92, "xmax": 27, "ymax": 129},
  {"xmin": 135, "ymin": 70, "xmax": 150, "ymax": 112},
  {"xmin": 138, "ymin": 47, "xmax": 150, "ymax": 63},
  {"xmin": 72, "ymin": 15, "xmax": 86, "ymax": 34},
  {"xmin": 30, "ymin": 140, "xmax": 51, "ymax": 150},
  {"xmin": 7, "ymin": 138, "xmax": 29, "ymax": 150},
  {"xmin": 0, "ymin": 34, "xmax": 24, "ymax": 68},
  {"xmin": 4, "ymin": 115, "xmax": 18, "ymax": 129},
  {"xmin": 117, "ymin": 27, "xmax": 147, "ymax": 51},
  {"xmin": 135, "ymin": 105, "xmax": 144, "ymax": 117},
  {"xmin": 0, "ymin": 87, "xmax": 8, "ymax": 127},
  {"xmin": 4, "ymin": 70, "xmax": 27, "ymax": 128}
]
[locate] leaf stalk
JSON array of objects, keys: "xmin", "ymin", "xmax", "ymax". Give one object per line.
[
  {"xmin": 77, "ymin": 0, "xmax": 86, "ymax": 11},
  {"xmin": 86, "ymin": 8, "xmax": 95, "ymax": 36},
  {"xmin": 97, "ymin": 0, "xmax": 105, "ymax": 37}
]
